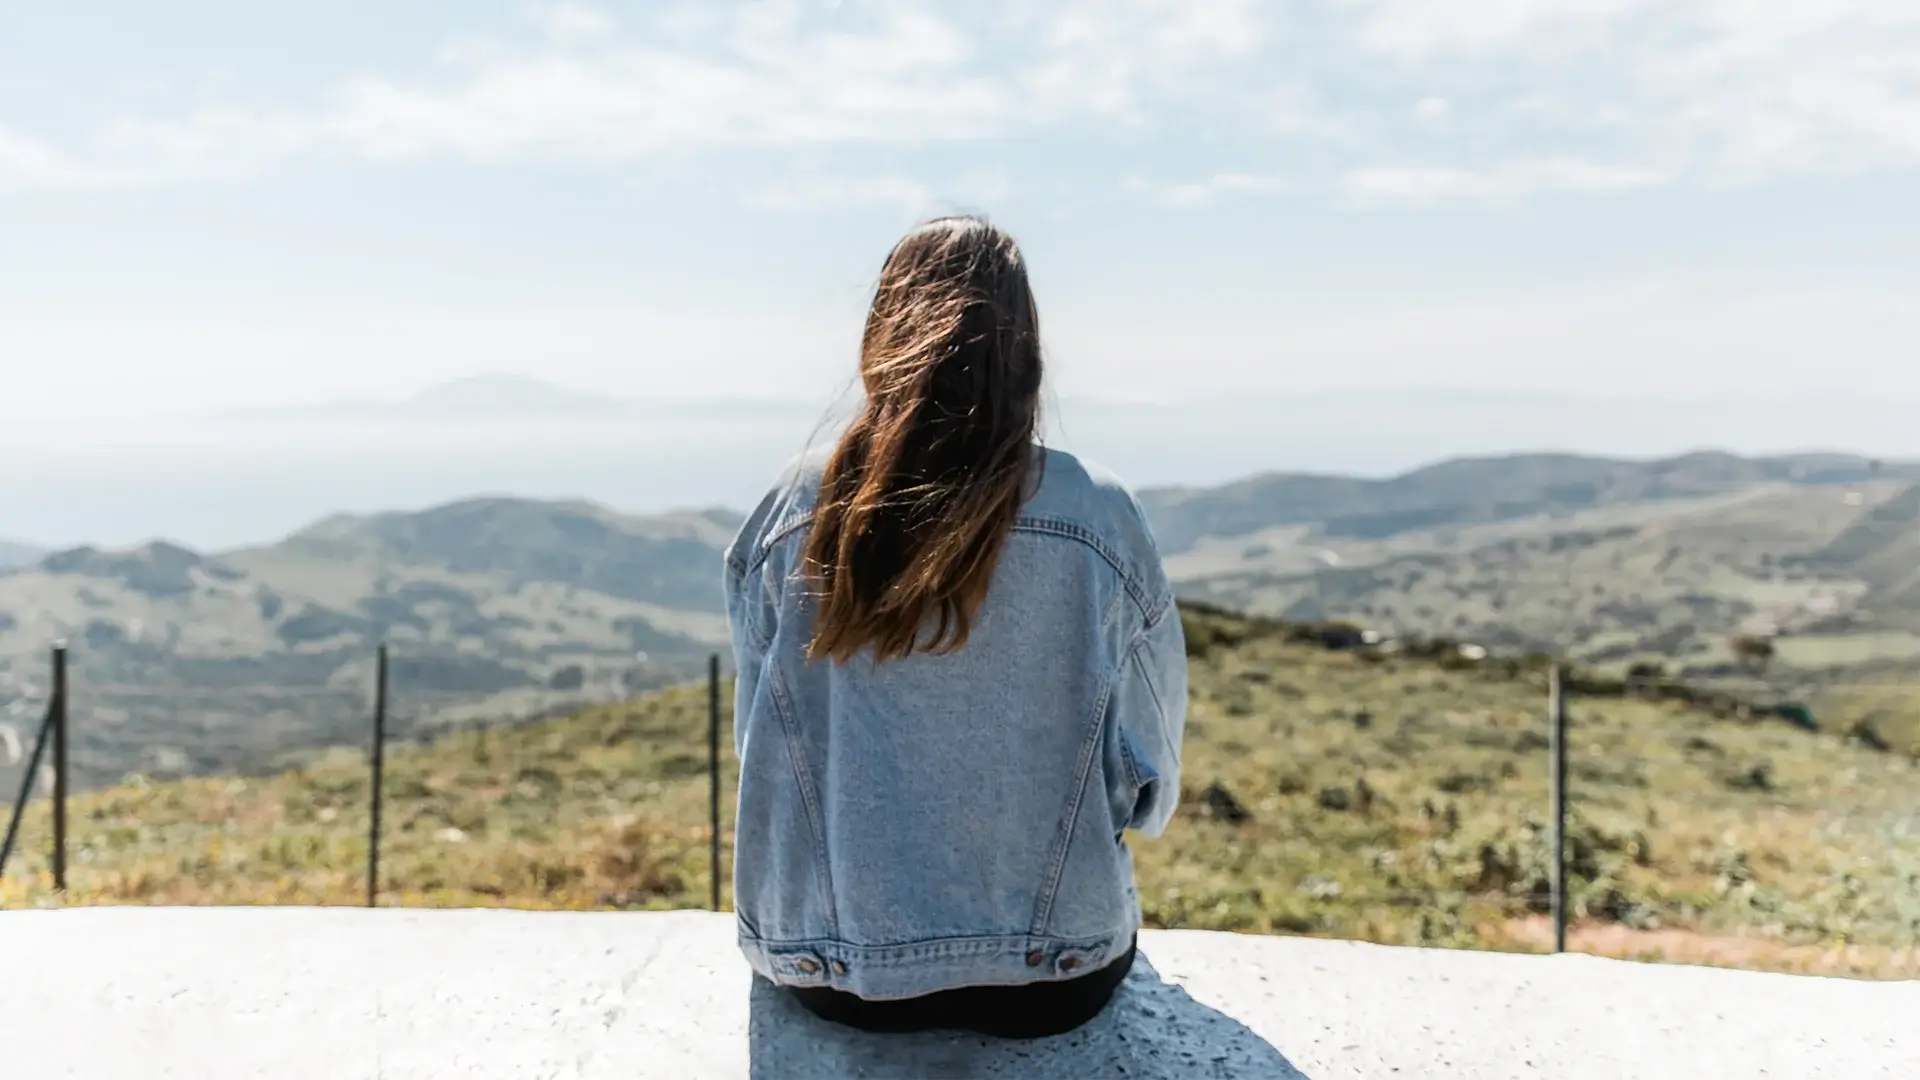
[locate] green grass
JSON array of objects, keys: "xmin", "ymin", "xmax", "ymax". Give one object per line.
[
  {"xmin": 1776, "ymin": 631, "xmax": 1920, "ymax": 667},
  {"xmin": 1170, "ymin": 479, "xmax": 1920, "ymax": 764},
  {"xmin": 1, "ymin": 688, "xmax": 736, "ymax": 912},
  {"xmin": 1146, "ymin": 608, "xmax": 1919, "ymax": 976},
  {"xmin": 4, "ymin": 604, "xmax": 1916, "ymax": 978},
  {"xmin": 0, "ymin": 503, "xmax": 736, "ymax": 790}
]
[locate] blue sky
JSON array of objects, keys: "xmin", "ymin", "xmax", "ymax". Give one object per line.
[{"xmin": 3, "ymin": 0, "xmax": 1919, "ymax": 428}]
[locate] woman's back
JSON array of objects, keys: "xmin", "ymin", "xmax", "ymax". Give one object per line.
[
  {"xmin": 720, "ymin": 215, "xmax": 1186, "ymax": 1029},
  {"xmin": 724, "ymin": 444, "xmax": 1186, "ymax": 1003}
]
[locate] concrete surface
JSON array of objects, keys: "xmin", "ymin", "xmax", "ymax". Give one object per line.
[{"xmin": 0, "ymin": 907, "xmax": 1914, "ymax": 1079}]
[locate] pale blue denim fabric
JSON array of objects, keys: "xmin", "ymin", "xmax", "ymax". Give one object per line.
[{"xmin": 723, "ymin": 445, "xmax": 1187, "ymax": 1001}]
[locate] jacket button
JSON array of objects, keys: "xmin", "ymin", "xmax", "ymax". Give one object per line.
[
  {"xmin": 795, "ymin": 958, "xmax": 820, "ymax": 975},
  {"xmin": 1025, "ymin": 951, "xmax": 1043, "ymax": 967},
  {"xmin": 1060, "ymin": 957, "xmax": 1082, "ymax": 972},
  {"xmin": 830, "ymin": 960, "xmax": 847, "ymax": 976}
]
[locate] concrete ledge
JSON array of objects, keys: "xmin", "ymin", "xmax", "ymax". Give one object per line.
[{"xmin": 1, "ymin": 908, "xmax": 1914, "ymax": 1078}]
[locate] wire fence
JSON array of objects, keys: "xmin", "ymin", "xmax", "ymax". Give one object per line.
[
  {"xmin": 2, "ymin": 647, "xmax": 1580, "ymax": 933},
  {"xmin": 1, "ymin": 638, "xmax": 1915, "ymax": 976},
  {"xmin": 0, "ymin": 641, "xmax": 725, "ymax": 910}
]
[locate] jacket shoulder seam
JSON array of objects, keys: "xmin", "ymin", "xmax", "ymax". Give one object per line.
[
  {"xmin": 740, "ymin": 510, "xmax": 1161, "ymax": 621},
  {"xmin": 1010, "ymin": 515, "xmax": 1157, "ymax": 619}
]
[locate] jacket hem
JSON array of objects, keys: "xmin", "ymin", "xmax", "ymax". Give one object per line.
[{"xmin": 737, "ymin": 923, "xmax": 1139, "ymax": 1002}]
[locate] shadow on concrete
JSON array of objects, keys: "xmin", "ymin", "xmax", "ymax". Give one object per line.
[{"xmin": 748, "ymin": 952, "xmax": 1310, "ymax": 1079}]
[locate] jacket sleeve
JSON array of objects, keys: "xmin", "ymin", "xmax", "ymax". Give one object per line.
[
  {"xmin": 1108, "ymin": 594, "xmax": 1188, "ymax": 837},
  {"xmin": 722, "ymin": 550, "xmax": 764, "ymax": 762},
  {"xmin": 722, "ymin": 485, "xmax": 783, "ymax": 761}
]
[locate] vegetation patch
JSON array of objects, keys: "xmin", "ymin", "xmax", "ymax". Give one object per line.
[{"xmin": 3, "ymin": 603, "xmax": 1915, "ymax": 980}]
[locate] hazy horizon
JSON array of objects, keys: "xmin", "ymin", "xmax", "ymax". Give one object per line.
[
  {"xmin": 5, "ymin": 2, "xmax": 1917, "ymax": 547},
  {"xmin": 4, "ymin": 373, "xmax": 1917, "ymax": 553},
  {"xmin": 6, "ymin": 2, "xmax": 1919, "ymax": 422}
]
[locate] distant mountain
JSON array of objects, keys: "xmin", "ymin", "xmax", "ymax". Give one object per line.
[
  {"xmin": 1800, "ymin": 480, "xmax": 1920, "ymax": 627},
  {"xmin": 1807, "ymin": 481, "xmax": 1920, "ymax": 580},
  {"xmin": 1152, "ymin": 456, "xmax": 1920, "ymax": 728},
  {"xmin": 5, "ymin": 446, "xmax": 1917, "ymax": 793},
  {"xmin": 0, "ymin": 497, "xmax": 737, "ymax": 789},
  {"xmin": 18, "ymin": 373, "xmax": 1920, "ymax": 550},
  {"xmin": 0, "ymin": 538, "xmax": 45, "ymax": 570},
  {"xmin": 268, "ymin": 497, "xmax": 741, "ymax": 613},
  {"xmin": 1137, "ymin": 450, "xmax": 1913, "ymax": 556},
  {"xmin": 390, "ymin": 374, "xmax": 637, "ymax": 416}
]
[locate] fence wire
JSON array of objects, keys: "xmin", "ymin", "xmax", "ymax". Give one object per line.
[
  {"xmin": 0, "ymin": 642, "xmax": 1913, "ymax": 978},
  {"xmin": 0, "ymin": 647, "xmax": 736, "ymax": 917}
]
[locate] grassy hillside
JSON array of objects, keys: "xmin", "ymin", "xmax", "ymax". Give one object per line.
[
  {"xmin": 6, "ymin": 449, "xmax": 1916, "ymax": 796},
  {"xmin": 1143, "ymin": 454, "xmax": 1919, "ymax": 670},
  {"xmin": 1136, "ymin": 450, "xmax": 1906, "ymax": 555},
  {"xmin": 4, "ymin": 604, "xmax": 1913, "ymax": 978},
  {"xmin": 1170, "ymin": 478, "xmax": 1920, "ymax": 756},
  {"xmin": 0, "ymin": 498, "xmax": 737, "ymax": 788},
  {"xmin": 1173, "ymin": 483, "xmax": 1882, "ymax": 660}
]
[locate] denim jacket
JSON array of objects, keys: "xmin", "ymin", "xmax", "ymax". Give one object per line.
[{"xmin": 722, "ymin": 445, "xmax": 1187, "ymax": 1001}]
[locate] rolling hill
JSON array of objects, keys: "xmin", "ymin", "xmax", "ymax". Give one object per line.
[
  {"xmin": 0, "ymin": 539, "xmax": 44, "ymax": 570},
  {"xmin": 1135, "ymin": 450, "xmax": 1910, "ymax": 554},
  {"xmin": 1140, "ymin": 455, "xmax": 1920, "ymax": 752},
  {"xmin": 1803, "ymin": 481, "xmax": 1920, "ymax": 624},
  {"xmin": 4, "ymin": 447, "xmax": 1917, "ymax": 794},
  {"xmin": 0, "ymin": 498, "xmax": 741, "ymax": 789},
  {"xmin": 3, "ymin": 603, "xmax": 1913, "ymax": 978},
  {"xmin": 1165, "ymin": 480, "xmax": 1904, "ymax": 650}
]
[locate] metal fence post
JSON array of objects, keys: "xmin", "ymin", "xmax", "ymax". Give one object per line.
[
  {"xmin": 708, "ymin": 653, "xmax": 721, "ymax": 913},
  {"xmin": 51, "ymin": 646, "xmax": 68, "ymax": 893},
  {"xmin": 367, "ymin": 644, "xmax": 389, "ymax": 908},
  {"xmin": 1548, "ymin": 663, "xmax": 1568, "ymax": 954},
  {"xmin": 0, "ymin": 703, "xmax": 56, "ymax": 883}
]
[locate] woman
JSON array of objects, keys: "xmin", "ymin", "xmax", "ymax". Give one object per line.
[{"xmin": 722, "ymin": 216, "xmax": 1187, "ymax": 1040}]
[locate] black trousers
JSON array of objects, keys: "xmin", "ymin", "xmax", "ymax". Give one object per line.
[{"xmin": 786, "ymin": 935, "xmax": 1138, "ymax": 1040}]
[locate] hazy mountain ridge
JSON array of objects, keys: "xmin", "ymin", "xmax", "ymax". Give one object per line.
[
  {"xmin": 1160, "ymin": 468, "xmax": 1920, "ymax": 752},
  {"xmin": 4, "ymin": 447, "xmax": 1916, "ymax": 792},
  {"xmin": 0, "ymin": 497, "xmax": 739, "ymax": 789},
  {"xmin": 1804, "ymin": 482, "xmax": 1920, "ymax": 605},
  {"xmin": 0, "ymin": 539, "xmax": 46, "ymax": 571},
  {"xmin": 19, "ymin": 373, "xmax": 1920, "ymax": 551},
  {"xmin": 1136, "ymin": 450, "xmax": 1912, "ymax": 556},
  {"xmin": 261, "ymin": 497, "xmax": 741, "ymax": 614},
  {"xmin": 1161, "ymin": 475, "xmax": 1919, "ymax": 640}
]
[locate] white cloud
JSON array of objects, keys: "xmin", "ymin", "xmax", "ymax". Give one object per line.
[
  {"xmin": 1020, "ymin": 0, "xmax": 1265, "ymax": 120},
  {"xmin": 1268, "ymin": 82, "xmax": 1365, "ymax": 144},
  {"xmin": 1346, "ymin": 158, "xmax": 1670, "ymax": 202},
  {"xmin": 1140, "ymin": 171, "xmax": 1288, "ymax": 206},
  {"xmin": 0, "ymin": 126, "xmax": 112, "ymax": 190},
  {"xmin": 0, "ymin": 0, "xmax": 1257, "ymax": 187},
  {"xmin": 749, "ymin": 166, "xmax": 1013, "ymax": 215},
  {"xmin": 1345, "ymin": 0, "xmax": 1920, "ymax": 180},
  {"xmin": 528, "ymin": 3, "xmax": 618, "ymax": 44},
  {"xmin": 746, "ymin": 174, "xmax": 935, "ymax": 213},
  {"xmin": 197, "ymin": 6, "xmax": 1010, "ymax": 164},
  {"xmin": 1, "ymin": 0, "xmax": 1916, "ymax": 202},
  {"xmin": 1352, "ymin": 0, "xmax": 1651, "ymax": 59}
]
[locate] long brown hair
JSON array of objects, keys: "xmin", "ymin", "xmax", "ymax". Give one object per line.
[{"xmin": 803, "ymin": 216, "xmax": 1045, "ymax": 664}]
